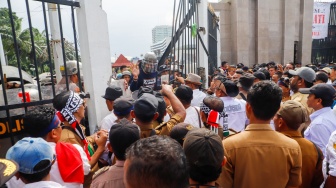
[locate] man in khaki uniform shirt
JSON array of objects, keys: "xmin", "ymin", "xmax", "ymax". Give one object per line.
[
  {"xmin": 289, "ymin": 67, "xmax": 316, "ymax": 133},
  {"xmin": 274, "ymin": 100, "xmax": 324, "ymax": 188},
  {"xmin": 131, "ymin": 84, "xmax": 186, "ymax": 138},
  {"xmin": 289, "ymin": 67, "xmax": 316, "ymax": 115},
  {"xmin": 218, "ymin": 81, "xmax": 302, "ymax": 188}
]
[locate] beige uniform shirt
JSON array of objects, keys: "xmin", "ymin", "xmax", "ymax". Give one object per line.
[
  {"xmin": 291, "ymin": 92, "xmax": 314, "ymax": 115},
  {"xmin": 291, "ymin": 92, "xmax": 313, "ymax": 133},
  {"xmin": 91, "ymin": 160, "xmax": 125, "ymax": 188},
  {"xmin": 218, "ymin": 124, "xmax": 302, "ymax": 188}
]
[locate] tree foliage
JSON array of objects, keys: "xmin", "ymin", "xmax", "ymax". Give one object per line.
[{"xmin": 0, "ymin": 7, "xmax": 80, "ymax": 76}]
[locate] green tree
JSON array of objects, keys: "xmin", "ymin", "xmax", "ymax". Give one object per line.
[{"xmin": 0, "ymin": 7, "xmax": 81, "ymax": 76}]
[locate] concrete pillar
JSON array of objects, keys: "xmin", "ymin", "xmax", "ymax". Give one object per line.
[
  {"xmin": 232, "ymin": 0, "xmax": 250, "ymax": 65},
  {"xmin": 48, "ymin": 3, "xmax": 63, "ymax": 82},
  {"xmin": 299, "ymin": 0, "xmax": 314, "ymax": 65},
  {"xmin": 256, "ymin": 0, "xmax": 269, "ymax": 64},
  {"xmin": 248, "ymin": 0, "xmax": 256, "ymax": 66},
  {"xmin": 211, "ymin": 2, "xmax": 232, "ymax": 64},
  {"xmin": 282, "ymin": 0, "xmax": 297, "ymax": 64},
  {"xmin": 77, "ymin": 0, "xmax": 112, "ymax": 134},
  {"xmin": 198, "ymin": 0, "xmax": 209, "ymax": 86}
]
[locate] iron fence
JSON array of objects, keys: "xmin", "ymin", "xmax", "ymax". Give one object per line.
[
  {"xmin": 311, "ymin": 3, "xmax": 336, "ymax": 64},
  {"xmin": 158, "ymin": 0, "xmax": 218, "ymax": 83},
  {"xmin": 0, "ymin": 0, "xmax": 81, "ymax": 157}
]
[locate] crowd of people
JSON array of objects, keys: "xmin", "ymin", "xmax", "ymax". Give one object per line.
[{"xmin": 1, "ymin": 55, "xmax": 336, "ymax": 188}]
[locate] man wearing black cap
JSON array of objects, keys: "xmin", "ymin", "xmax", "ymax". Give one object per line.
[
  {"xmin": 299, "ymin": 83, "xmax": 336, "ymax": 156},
  {"xmin": 184, "ymin": 128, "xmax": 225, "ymax": 187},
  {"xmin": 113, "ymin": 96, "xmax": 134, "ymax": 123},
  {"xmin": 253, "ymin": 71, "xmax": 266, "ymax": 83},
  {"xmin": 213, "ymin": 75, "xmax": 248, "ymax": 132},
  {"xmin": 100, "ymin": 86, "xmax": 123, "ymax": 131},
  {"xmin": 132, "ymin": 85, "xmax": 186, "ymax": 138},
  {"xmin": 218, "ymin": 81, "xmax": 302, "ymax": 188}
]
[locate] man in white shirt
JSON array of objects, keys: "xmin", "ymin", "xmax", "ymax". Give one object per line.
[
  {"xmin": 299, "ymin": 83, "xmax": 336, "ymax": 156},
  {"xmin": 213, "ymin": 75, "xmax": 248, "ymax": 132},
  {"xmin": 323, "ymin": 130, "xmax": 336, "ymax": 187},
  {"xmin": 100, "ymin": 85, "xmax": 123, "ymax": 131},
  {"xmin": 177, "ymin": 73, "xmax": 206, "ymax": 107},
  {"xmin": 175, "ymin": 85, "xmax": 202, "ymax": 128}
]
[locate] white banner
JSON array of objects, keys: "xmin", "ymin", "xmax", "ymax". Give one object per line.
[{"xmin": 312, "ymin": 2, "xmax": 332, "ymax": 39}]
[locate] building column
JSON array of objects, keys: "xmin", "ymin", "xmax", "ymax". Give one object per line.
[
  {"xmin": 211, "ymin": 2, "xmax": 232, "ymax": 64},
  {"xmin": 198, "ymin": 0, "xmax": 209, "ymax": 87},
  {"xmin": 256, "ymin": 0, "xmax": 270, "ymax": 65},
  {"xmin": 299, "ymin": 0, "xmax": 314, "ymax": 65},
  {"xmin": 282, "ymin": 0, "xmax": 297, "ymax": 64},
  {"xmin": 77, "ymin": 0, "xmax": 112, "ymax": 134}
]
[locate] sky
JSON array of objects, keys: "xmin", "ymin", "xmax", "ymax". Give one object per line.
[
  {"xmin": 1, "ymin": 0, "xmax": 335, "ymax": 59},
  {"xmin": 102, "ymin": 0, "xmax": 218, "ymax": 58},
  {"xmin": 0, "ymin": 0, "xmax": 218, "ymax": 59}
]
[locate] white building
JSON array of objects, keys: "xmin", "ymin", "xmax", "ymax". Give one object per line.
[
  {"xmin": 150, "ymin": 37, "xmax": 171, "ymax": 57},
  {"xmin": 152, "ymin": 25, "xmax": 172, "ymax": 44}
]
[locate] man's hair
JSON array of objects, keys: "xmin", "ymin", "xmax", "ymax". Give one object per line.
[
  {"xmin": 315, "ymin": 94, "xmax": 334, "ymax": 107},
  {"xmin": 19, "ymin": 160, "xmax": 52, "ymax": 183},
  {"xmin": 315, "ymin": 72, "xmax": 329, "ymax": 83},
  {"xmin": 116, "ymin": 113, "xmax": 131, "ymax": 120},
  {"xmin": 52, "ymin": 91, "xmax": 71, "ymax": 111},
  {"xmin": 23, "ymin": 106, "xmax": 55, "ymax": 138},
  {"xmin": 213, "ymin": 75, "xmax": 227, "ymax": 83},
  {"xmin": 287, "ymin": 62, "xmax": 295, "ymax": 67},
  {"xmin": 120, "ymin": 65, "xmax": 127, "ymax": 70},
  {"xmin": 109, "ymin": 119, "xmax": 140, "ymax": 160},
  {"xmin": 259, "ymin": 68, "xmax": 270, "ymax": 80},
  {"xmin": 275, "ymin": 71, "xmax": 283, "ymax": 78},
  {"xmin": 175, "ymin": 85, "xmax": 193, "ymax": 106},
  {"xmin": 134, "ymin": 111, "xmax": 155, "ymax": 123},
  {"xmin": 247, "ymin": 81, "xmax": 282, "ymax": 120},
  {"xmin": 301, "ymin": 78, "xmax": 314, "ymax": 88},
  {"xmin": 221, "ymin": 61, "xmax": 228, "ymax": 66},
  {"xmin": 268, "ymin": 65, "xmax": 277, "ymax": 71},
  {"xmin": 125, "ymin": 136, "xmax": 188, "ymax": 188}
]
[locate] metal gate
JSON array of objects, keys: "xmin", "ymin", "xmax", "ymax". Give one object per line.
[
  {"xmin": 311, "ymin": 3, "xmax": 336, "ymax": 64},
  {"xmin": 0, "ymin": 0, "xmax": 81, "ymax": 157},
  {"xmin": 158, "ymin": 0, "xmax": 218, "ymax": 85},
  {"xmin": 207, "ymin": 7, "xmax": 218, "ymax": 76}
]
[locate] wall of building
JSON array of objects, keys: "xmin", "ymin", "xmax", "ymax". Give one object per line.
[
  {"xmin": 211, "ymin": 0, "xmax": 313, "ymax": 67},
  {"xmin": 152, "ymin": 25, "xmax": 173, "ymax": 44}
]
